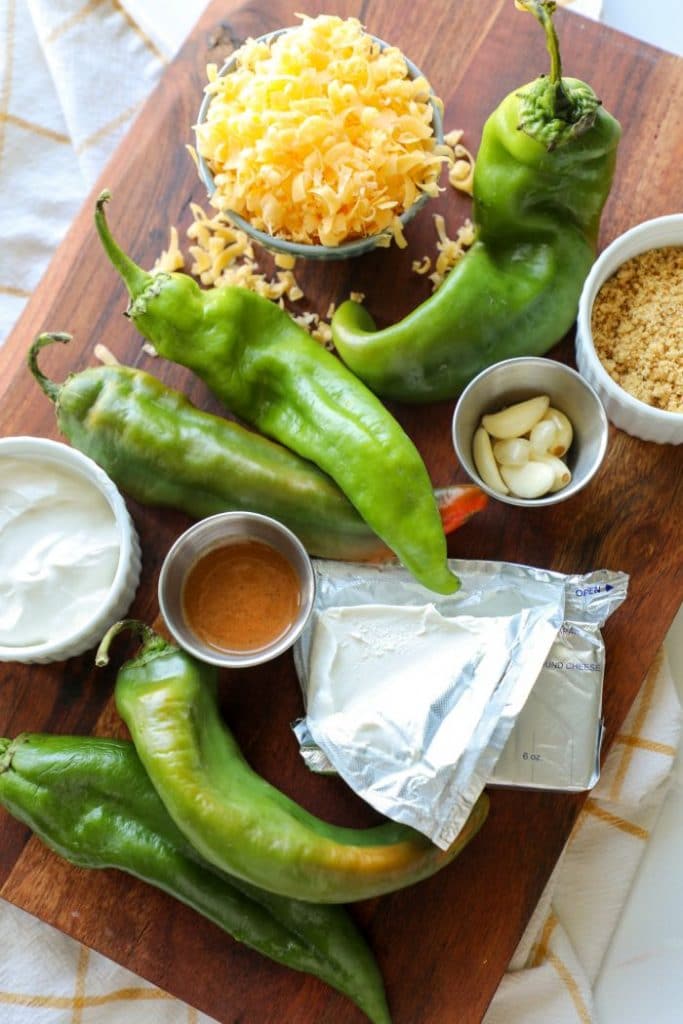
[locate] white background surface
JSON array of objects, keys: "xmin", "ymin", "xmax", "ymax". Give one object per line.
[
  {"xmin": 601, "ymin": 0, "xmax": 683, "ymax": 56},
  {"xmin": 594, "ymin": 11, "xmax": 683, "ymax": 1017}
]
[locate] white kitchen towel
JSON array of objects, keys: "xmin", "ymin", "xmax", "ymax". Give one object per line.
[
  {"xmin": 484, "ymin": 646, "xmax": 682, "ymax": 1024},
  {"xmin": 0, "ymin": 0, "xmax": 180, "ymax": 345},
  {"xmin": 0, "ymin": 899, "xmax": 217, "ymax": 1023}
]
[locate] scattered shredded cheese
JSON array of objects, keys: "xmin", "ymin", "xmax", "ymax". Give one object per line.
[
  {"xmin": 428, "ymin": 214, "xmax": 476, "ymax": 290},
  {"xmin": 412, "ymin": 255, "xmax": 432, "ymax": 276},
  {"xmin": 444, "ymin": 129, "xmax": 475, "ymax": 196},
  {"xmin": 195, "ymin": 14, "xmax": 446, "ymax": 247},
  {"xmin": 412, "ymin": 214, "xmax": 475, "ymax": 290},
  {"xmin": 93, "ymin": 344, "xmax": 120, "ymax": 366},
  {"xmin": 152, "ymin": 119, "xmax": 475, "ymax": 348},
  {"xmin": 152, "ymin": 205, "xmax": 338, "ymax": 343},
  {"xmin": 176, "ymin": 204, "xmax": 307, "ymax": 304},
  {"xmin": 152, "ymin": 225, "xmax": 185, "ymax": 274}
]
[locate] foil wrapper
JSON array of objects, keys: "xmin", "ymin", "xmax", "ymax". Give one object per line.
[{"xmin": 293, "ymin": 559, "xmax": 628, "ymax": 850}]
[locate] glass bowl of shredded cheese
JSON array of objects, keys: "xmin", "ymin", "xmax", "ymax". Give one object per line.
[{"xmin": 194, "ymin": 15, "xmax": 446, "ymax": 260}]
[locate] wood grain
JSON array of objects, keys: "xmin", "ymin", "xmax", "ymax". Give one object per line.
[{"xmin": 1, "ymin": 2, "xmax": 682, "ymax": 1022}]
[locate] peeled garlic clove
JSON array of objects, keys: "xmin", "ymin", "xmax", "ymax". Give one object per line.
[
  {"xmin": 481, "ymin": 395, "xmax": 550, "ymax": 440},
  {"xmin": 542, "ymin": 408, "xmax": 573, "ymax": 456},
  {"xmin": 473, "ymin": 426, "xmax": 509, "ymax": 494},
  {"xmin": 529, "ymin": 419, "xmax": 558, "ymax": 457},
  {"xmin": 499, "ymin": 460, "xmax": 556, "ymax": 499},
  {"xmin": 532, "ymin": 454, "xmax": 572, "ymax": 492},
  {"xmin": 493, "ymin": 437, "xmax": 531, "ymax": 466}
]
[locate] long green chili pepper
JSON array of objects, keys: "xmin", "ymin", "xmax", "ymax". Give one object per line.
[
  {"xmin": 330, "ymin": 0, "xmax": 621, "ymax": 402},
  {"xmin": 0, "ymin": 733, "xmax": 391, "ymax": 1024},
  {"xmin": 94, "ymin": 195, "xmax": 458, "ymax": 596},
  {"xmin": 28, "ymin": 332, "xmax": 487, "ymax": 562},
  {"xmin": 99, "ymin": 621, "xmax": 489, "ymax": 905}
]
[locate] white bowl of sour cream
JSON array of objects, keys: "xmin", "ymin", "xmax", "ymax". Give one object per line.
[{"xmin": 0, "ymin": 436, "xmax": 141, "ymax": 663}]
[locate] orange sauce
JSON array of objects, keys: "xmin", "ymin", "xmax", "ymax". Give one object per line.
[{"xmin": 182, "ymin": 539, "xmax": 301, "ymax": 653}]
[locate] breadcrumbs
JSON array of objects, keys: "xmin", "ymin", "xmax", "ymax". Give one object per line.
[{"xmin": 591, "ymin": 246, "xmax": 683, "ymax": 413}]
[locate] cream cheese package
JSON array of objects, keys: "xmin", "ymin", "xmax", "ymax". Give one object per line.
[
  {"xmin": 490, "ymin": 619, "xmax": 608, "ymax": 790},
  {"xmin": 293, "ymin": 559, "xmax": 628, "ymax": 849}
]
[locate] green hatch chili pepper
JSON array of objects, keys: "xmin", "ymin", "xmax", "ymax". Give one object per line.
[
  {"xmin": 28, "ymin": 332, "xmax": 487, "ymax": 562},
  {"xmin": 330, "ymin": 0, "xmax": 621, "ymax": 402},
  {"xmin": 94, "ymin": 195, "xmax": 458, "ymax": 596},
  {"xmin": 100, "ymin": 621, "xmax": 489, "ymax": 904},
  {"xmin": 0, "ymin": 733, "xmax": 391, "ymax": 1024}
]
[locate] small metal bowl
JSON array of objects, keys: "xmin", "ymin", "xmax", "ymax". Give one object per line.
[
  {"xmin": 194, "ymin": 27, "xmax": 444, "ymax": 261},
  {"xmin": 158, "ymin": 512, "xmax": 315, "ymax": 668},
  {"xmin": 452, "ymin": 357, "xmax": 608, "ymax": 508}
]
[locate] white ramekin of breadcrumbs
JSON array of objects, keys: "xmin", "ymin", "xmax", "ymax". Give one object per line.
[{"xmin": 576, "ymin": 214, "xmax": 683, "ymax": 444}]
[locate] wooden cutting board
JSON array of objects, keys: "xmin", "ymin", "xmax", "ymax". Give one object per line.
[{"xmin": 1, "ymin": 1, "xmax": 682, "ymax": 1022}]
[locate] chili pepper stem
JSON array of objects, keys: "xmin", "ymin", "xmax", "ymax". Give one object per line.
[
  {"xmin": 517, "ymin": 1, "xmax": 562, "ymax": 82},
  {"xmin": 95, "ymin": 190, "xmax": 152, "ymax": 301},
  {"xmin": 0, "ymin": 738, "xmax": 13, "ymax": 771},
  {"xmin": 95, "ymin": 619, "xmax": 166, "ymax": 668},
  {"xmin": 0, "ymin": 735, "xmax": 28, "ymax": 773},
  {"xmin": 28, "ymin": 333, "xmax": 71, "ymax": 403},
  {"xmin": 517, "ymin": 0, "xmax": 575, "ymax": 118}
]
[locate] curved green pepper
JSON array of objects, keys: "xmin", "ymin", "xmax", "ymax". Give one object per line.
[
  {"xmin": 100, "ymin": 621, "xmax": 489, "ymax": 904},
  {"xmin": 0, "ymin": 734, "xmax": 391, "ymax": 1024},
  {"xmin": 29, "ymin": 332, "xmax": 487, "ymax": 562},
  {"xmin": 330, "ymin": 0, "xmax": 621, "ymax": 402},
  {"xmin": 94, "ymin": 196, "xmax": 458, "ymax": 595}
]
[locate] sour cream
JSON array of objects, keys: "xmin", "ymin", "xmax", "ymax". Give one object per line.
[{"xmin": 0, "ymin": 457, "xmax": 121, "ymax": 647}]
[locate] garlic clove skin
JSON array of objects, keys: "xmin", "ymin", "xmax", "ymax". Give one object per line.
[{"xmin": 481, "ymin": 395, "xmax": 550, "ymax": 439}]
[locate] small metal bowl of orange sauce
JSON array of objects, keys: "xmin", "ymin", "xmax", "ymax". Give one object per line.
[{"xmin": 158, "ymin": 512, "xmax": 315, "ymax": 668}]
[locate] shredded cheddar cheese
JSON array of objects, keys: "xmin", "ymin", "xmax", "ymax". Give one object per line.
[
  {"xmin": 429, "ymin": 214, "xmax": 475, "ymax": 290},
  {"xmin": 195, "ymin": 15, "xmax": 446, "ymax": 247},
  {"xmin": 93, "ymin": 344, "xmax": 120, "ymax": 366},
  {"xmin": 412, "ymin": 214, "xmax": 475, "ymax": 290},
  {"xmin": 151, "ymin": 206, "xmax": 340, "ymax": 342},
  {"xmin": 152, "ymin": 118, "xmax": 475, "ymax": 349},
  {"xmin": 153, "ymin": 204, "xmax": 306, "ymax": 303},
  {"xmin": 443, "ymin": 129, "xmax": 475, "ymax": 196}
]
